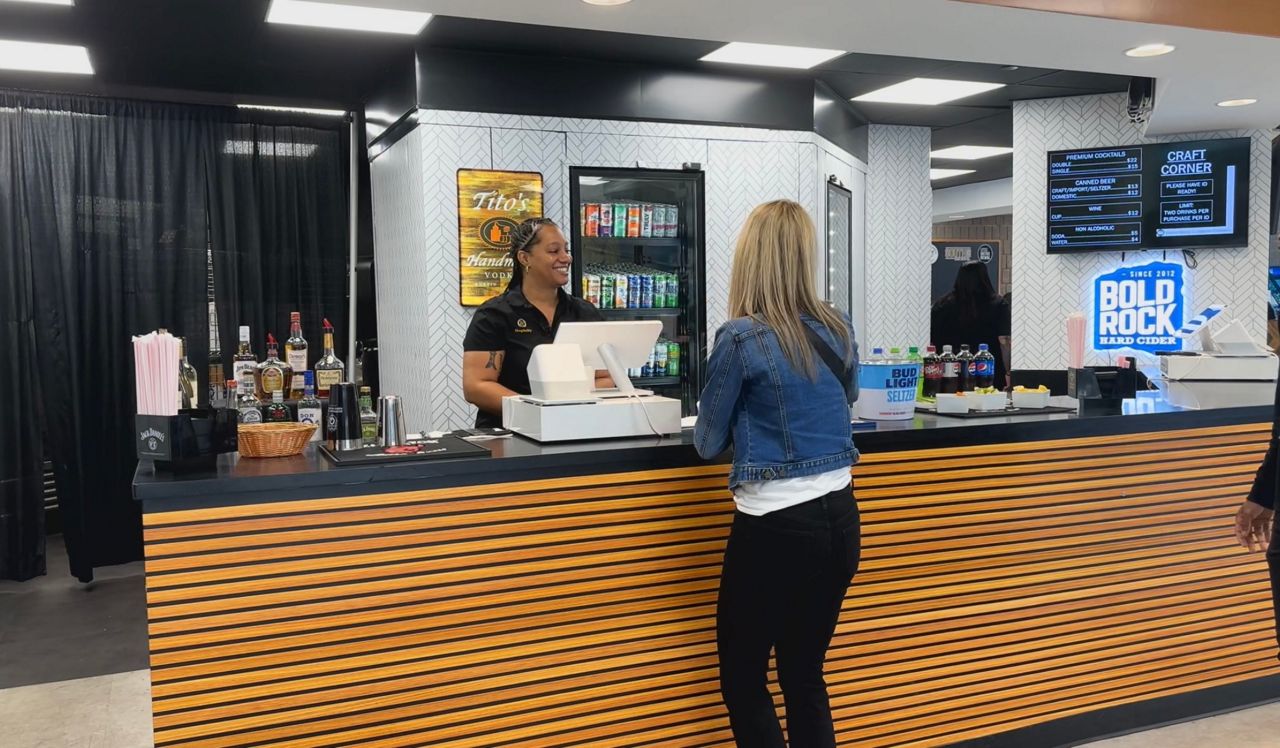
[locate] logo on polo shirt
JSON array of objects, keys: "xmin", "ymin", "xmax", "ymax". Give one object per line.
[{"xmin": 514, "ymin": 318, "xmax": 531, "ymax": 333}]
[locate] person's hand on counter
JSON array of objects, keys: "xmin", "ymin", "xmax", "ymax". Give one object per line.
[{"xmin": 1233, "ymin": 500, "xmax": 1274, "ymax": 552}]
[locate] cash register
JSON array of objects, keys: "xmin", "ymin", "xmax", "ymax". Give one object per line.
[{"xmin": 502, "ymin": 320, "xmax": 682, "ymax": 441}]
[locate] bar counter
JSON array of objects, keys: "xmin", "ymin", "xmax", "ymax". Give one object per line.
[{"xmin": 135, "ymin": 384, "xmax": 1280, "ymax": 747}]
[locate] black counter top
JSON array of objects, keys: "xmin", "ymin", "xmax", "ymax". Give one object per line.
[{"xmin": 134, "ymin": 381, "xmax": 1273, "ymax": 512}]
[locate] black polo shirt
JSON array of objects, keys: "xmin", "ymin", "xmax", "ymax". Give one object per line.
[{"xmin": 463, "ymin": 286, "xmax": 602, "ymax": 427}]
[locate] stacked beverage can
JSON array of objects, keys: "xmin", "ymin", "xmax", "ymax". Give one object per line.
[
  {"xmin": 640, "ymin": 274, "xmax": 653, "ymax": 308},
  {"xmin": 640, "ymin": 204, "xmax": 654, "ymax": 238},
  {"xmin": 614, "ymin": 273, "xmax": 628, "ymax": 309},
  {"xmin": 626, "ymin": 204, "xmax": 641, "ymax": 237},
  {"xmin": 612, "ymin": 203, "xmax": 627, "ymax": 237},
  {"xmin": 654, "ymin": 340, "xmax": 668, "ymax": 375},
  {"xmin": 666, "ymin": 341, "xmax": 680, "ymax": 376},
  {"xmin": 600, "ymin": 273, "xmax": 614, "ymax": 309},
  {"xmin": 584, "ymin": 204, "xmax": 600, "ymax": 237},
  {"xmin": 598, "ymin": 203, "xmax": 613, "ymax": 237}
]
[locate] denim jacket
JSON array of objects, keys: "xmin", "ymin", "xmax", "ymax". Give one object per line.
[{"xmin": 694, "ymin": 314, "xmax": 860, "ymax": 489}]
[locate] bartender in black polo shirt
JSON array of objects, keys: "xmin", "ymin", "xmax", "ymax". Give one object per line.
[{"xmin": 462, "ymin": 217, "xmax": 605, "ymax": 427}]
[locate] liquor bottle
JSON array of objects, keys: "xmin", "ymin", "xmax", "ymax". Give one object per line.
[
  {"xmin": 207, "ymin": 346, "xmax": 225, "ymax": 406},
  {"xmin": 264, "ymin": 389, "xmax": 291, "ymax": 422},
  {"xmin": 178, "ymin": 337, "xmax": 199, "ymax": 409},
  {"xmin": 313, "ymin": 318, "xmax": 345, "ymax": 399},
  {"xmin": 219, "ymin": 378, "xmax": 237, "ymax": 409},
  {"xmin": 234, "ymin": 380, "xmax": 263, "ymax": 424},
  {"xmin": 296, "ymin": 371, "xmax": 323, "ymax": 442},
  {"xmin": 285, "ymin": 312, "xmax": 309, "ymax": 398},
  {"xmin": 255, "ymin": 333, "xmax": 293, "ymax": 402},
  {"xmin": 232, "ymin": 326, "xmax": 257, "ymax": 396},
  {"xmin": 359, "ymin": 386, "xmax": 377, "ymax": 448}
]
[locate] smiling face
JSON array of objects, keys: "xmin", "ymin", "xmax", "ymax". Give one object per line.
[{"xmin": 518, "ymin": 224, "xmax": 572, "ymax": 289}]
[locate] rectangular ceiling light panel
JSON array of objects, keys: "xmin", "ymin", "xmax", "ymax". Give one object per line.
[
  {"xmin": 266, "ymin": 0, "xmax": 432, "ymax": 35},
  {"xmin": 855, "ymin": 77, "xmax": 1004, "ymax": 105}
]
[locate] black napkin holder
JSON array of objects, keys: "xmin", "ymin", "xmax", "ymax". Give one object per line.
[
  {"xmin": 1067, "ymin": 360, "xmax": 1138, "ymax": 417},
  {"xmin": 136, "ymin": 408, "xmax": 238, "ymax": 471}
]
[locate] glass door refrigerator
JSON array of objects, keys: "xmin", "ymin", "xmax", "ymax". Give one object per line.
[{"xmin": 569, "ymin": 166, "xmax": 706, "ymax": 415}]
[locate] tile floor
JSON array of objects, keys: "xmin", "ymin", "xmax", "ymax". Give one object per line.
[{"xmin": 1, "ymin": 538, "xmax": 1276, "ymax": 747}]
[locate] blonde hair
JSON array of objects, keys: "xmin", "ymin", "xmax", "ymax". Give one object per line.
[{"xmin": 728, "ymin": 200, "xmax": 852, "ymax": 378}]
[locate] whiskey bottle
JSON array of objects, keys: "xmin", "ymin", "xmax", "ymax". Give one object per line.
[
  {"xmin": 313, "ymin": 318, "xmax": 345, "ymax": 399},
  {"xmin": 359, "ymin": 386, "xmax": 377, "ymax": 447},
  {"xmin": 264, "ymin": 389, "xmax": 291, "ymax": 422},
  {"xmin": 178, "ymin": 337, "xmax": 199, "ymax": 409},
  {"xmin": 296, "ymin": 371, "xmax": 323, "ymax": 442},
  {"xmin": 285, "ymin": 312, "xmax": 309, "ymax": 399},
  {"xmin": 233, "ymin": 380, "xmax": 263, "ymax": 424},
  {"xmin": 232, "ymin": 326, "xmax": 257, "ymax": 396},
  {"xmin": 255, "ymin": 334, "xmax": 293, "ymax": 402}
]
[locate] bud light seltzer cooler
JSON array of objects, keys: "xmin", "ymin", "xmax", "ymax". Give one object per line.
[{"xmin": 856, "ymin": 355, "xmax": 920, "ymax": 420}]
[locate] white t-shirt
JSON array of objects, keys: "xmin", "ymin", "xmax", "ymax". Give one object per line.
[{"xmin": 733, "ymin": 466, "xmax": 852, "ymax": 516}]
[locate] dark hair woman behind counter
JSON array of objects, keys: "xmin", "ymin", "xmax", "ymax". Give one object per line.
[
  {"xmin": 461, "ymin": 217, "xmax": 603, "ymax": 428},
  {"xmin": 931, "ymin": 261, "xmax": 1012, "ymax": 388}
]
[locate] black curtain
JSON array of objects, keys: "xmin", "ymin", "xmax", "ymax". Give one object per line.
[
  {"xmin": 209, "ymin": 121, "xmax": 348, "ymax": 376},
  {"xmin": 0, "ymin": 104, "xmax": 46, "ymax": 581},
  {"xmin": 0, "ymin": 92, "xmax": 349, "ymax": 582}
]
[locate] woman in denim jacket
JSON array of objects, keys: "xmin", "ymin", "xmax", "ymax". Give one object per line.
[{"xmin": 695, "ymin": 199, "xmax": 860, "ymax": 748}]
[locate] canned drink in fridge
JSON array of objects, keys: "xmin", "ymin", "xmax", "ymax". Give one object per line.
[
  {"xmin": 598, "ymin": 203, "xmax": 613, "ymax": 237},
  {"xmin": 665, "ymin": 205, "xmax": 679, "ymax": 238},
  {"xmin": 660, "ymin": 274, "xmax": 674, "ymax": 307},
  {"xmin": 614, "ymin": 273, "xmax": 628, "ymax": 310},
  {"xmin": 600, "ymin": 273, "xmax": 614, "ymax": 309},
  {"xmin": 584, "ymin": 204, "xmax": 600, "ymax": 237},
  {"xmin": 626, "ymin": 204, "xmax": 641, "ymax": 237},
  {"xmin": 654, "ymin": 341, "xmax": 668, "ymax": 375},
  {"xmin": 640, "ymin": 204, "xmax": 654, "ymax": 238},
  {"xmin": 640, "ymin": 274, "xmax": 653, "ymax": 308},
  {"xmin": 652, "ymin": 277, "xmax": 665, "ymax": 309},
  {"xmin": 667, "ymin": 341, "xmax": 680, "ymax": 376},
  {"xmin": 579, "ymin": 204, "xmax": 586, "ymax": 236},
  {"xmin": 613, "ymin": 203, "xmax": 627, "ymax": 237},
  {"xmin": 586, "ymin": 274, "xmax": 601, "ymax": 306},
  {"xmin": 627, "ymin": 274, "xmax": 640, "ymax": 309},
  {"xmin": 650, "ymin": 204, "xmax": 666, "ymax": 239},
  {"xmin": 641, "ymin": 354, "xmax": 652, "ymax": 378}
]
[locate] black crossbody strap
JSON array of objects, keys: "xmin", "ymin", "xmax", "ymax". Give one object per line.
[{"xmin": 802, "ymin": 324, "xmax": 853, "ymax": 404}]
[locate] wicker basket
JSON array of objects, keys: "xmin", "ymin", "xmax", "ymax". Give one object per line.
[{"xmin": 238, "ymin": 422, "xmax": 317, "ymax": 458}]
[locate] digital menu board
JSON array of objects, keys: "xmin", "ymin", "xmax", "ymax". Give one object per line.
[{"xmin": 1046, "ymin": 137, "xmax": 1250, "ymax": 254}]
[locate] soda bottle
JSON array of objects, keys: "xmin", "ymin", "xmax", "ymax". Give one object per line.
[
  {"xmin": 956, "ymin": 344, "xmax": 974, "ymax": 392},
  {"xmin": 906, "ymin": 346, "xmax": 923, "ymax": 400},
  {"xmin": 868, "ymin": 347, "xmax": 884, "ymax": 362},
  {"xmin": 921, "ymin": 345, "xmax": 942, "ymax": 398},
  {"xmin": 940, "ymin": 345, "xmax": 959, "ymax": 394},
  {"xmin": 974, "ymin": 343, "xmax": 996, "ymax": 389}
]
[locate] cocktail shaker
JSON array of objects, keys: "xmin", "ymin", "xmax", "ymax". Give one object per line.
[
  {"xmin": 327, "ymin": 382, "xmax": 362, "ymax": 451},
  {"xmin": 377, "ymin": 394, "xmax": 406, "ymax": 447}
]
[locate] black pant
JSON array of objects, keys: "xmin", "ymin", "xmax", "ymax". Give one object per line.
[
  {"xmin": 717, "ymin": 485, "xmax": 861, "ymax": 748},
  {"xmin": 1269, "ymin": 518, "xmax": 1280, "ymax": 657}
]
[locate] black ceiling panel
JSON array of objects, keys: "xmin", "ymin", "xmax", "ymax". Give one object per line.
[
  {"xmin": 0, "ymin": 3, "xmax": 1136, "ymax": 186},
  {"xmin": 849, "ymin": 101, "xmax": 1003, "ymax": 128}
]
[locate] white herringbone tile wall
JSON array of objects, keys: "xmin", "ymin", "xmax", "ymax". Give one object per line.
[
  {"xmin": 370, "ymin": 127, "xmax": 433, "ymax": 430},
  {"xmin": 1012, "ymin": 93, "xmax": 1273, "ymax": 370},
  {"xmin": 865, "ymin": 125, "xmax": 933, "ymax": 350},
  {"xmin": 375, "ymin": 113, "xmax": 867, "ymax": 431}
]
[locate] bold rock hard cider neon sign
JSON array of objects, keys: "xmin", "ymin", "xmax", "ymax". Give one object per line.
[{"xmin": 1092, "ymin": 261, "xmax": 1186, "ymax": 354}]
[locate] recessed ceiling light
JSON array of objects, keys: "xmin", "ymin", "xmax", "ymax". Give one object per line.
[
  {"xmin": 930, "ymin": 168, "xmax": 975, "ymax": 180},
  {"xmin": 930, "ymin": 145, "xmax": 1014, "ymax": 160},
  {"xmin": 581, "ymin": 0, "xmax": 632, "ymax": 5},
  {"xmin": 1216, "ymin": 98, "xmax": 1258, "ymax": 107},
  {"xmin": 0, "ymin": 39, "xmax": 92, "ymax": 74},
  {"xmin": 266, "ymin": 0, "xmax": 432, "ymax": 35},
  {"xmin": 701, "ymin": 42, "xmax": 845, "ymax": 70},
  {"xmin": 238, "ymin": 104, "xmax": 347, "ymax": 116},
  {"xmin": 948, "ymin": 215, "xmax": 967, "ymax": 219},
  {"xmin": 0, "ymin": 0, "xmax": 74, "ymax": 5},
  {"xmin": 1124, "ymin": 43, "xmax": 1175, "ymax": 58},
  {"xmin": 854, "ymin": 78, "xmax": 1005, "ymax": 106}
]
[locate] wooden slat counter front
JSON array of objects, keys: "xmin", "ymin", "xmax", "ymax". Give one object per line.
[{"xmin": 133, "ymin": 394, "xmax": 1280, "ymax": 747}]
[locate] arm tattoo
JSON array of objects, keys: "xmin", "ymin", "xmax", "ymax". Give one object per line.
[{"xmin": 485, "ymin": 351, "xmax": 503, "ymax": 370}]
